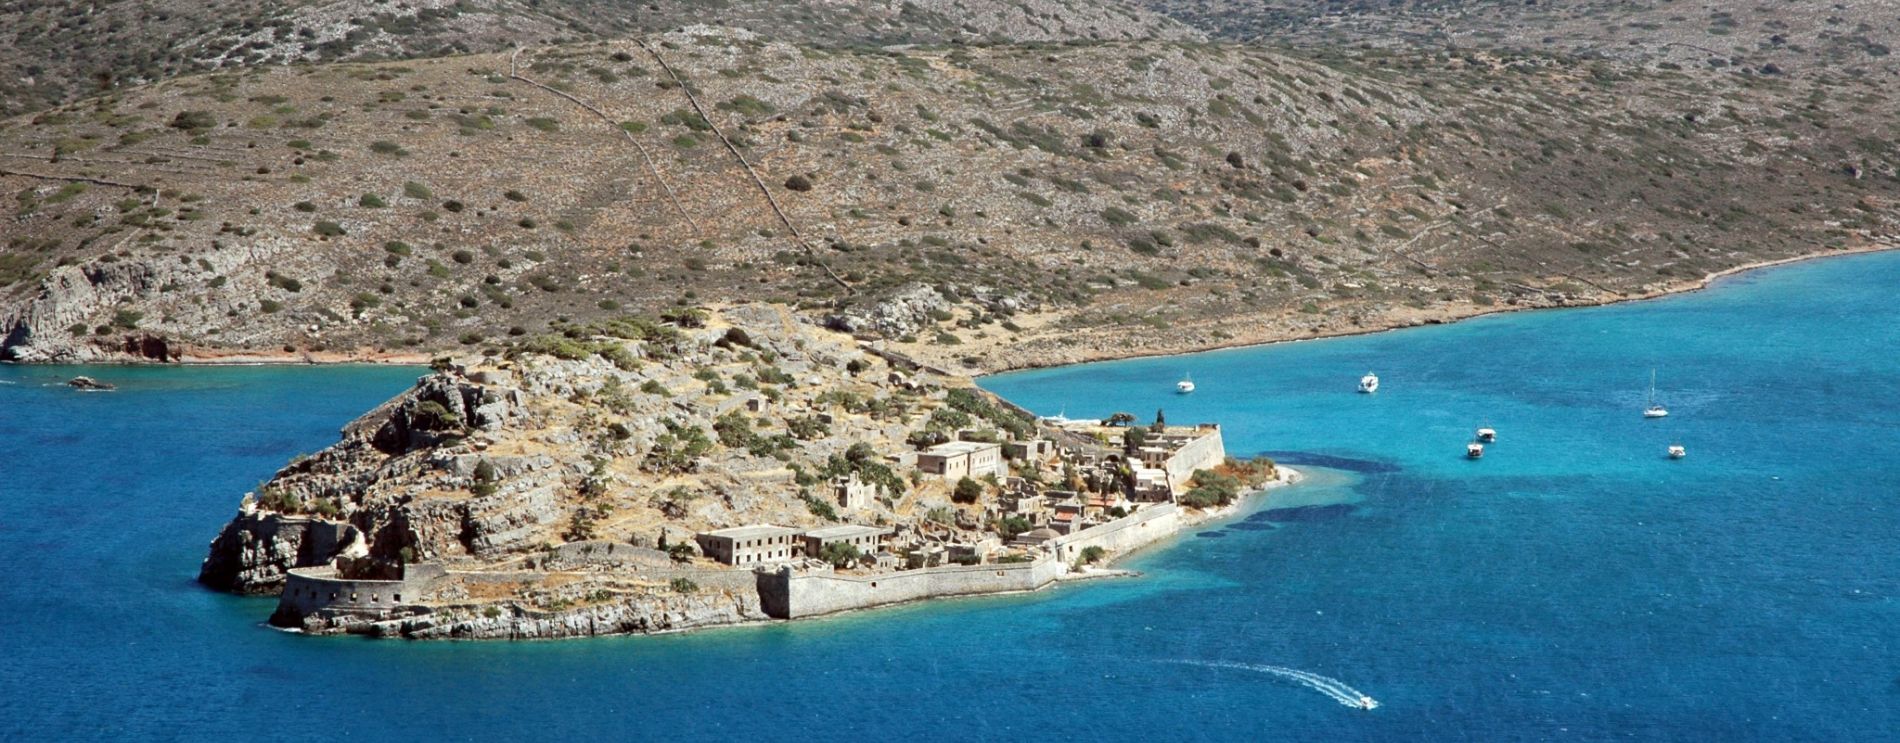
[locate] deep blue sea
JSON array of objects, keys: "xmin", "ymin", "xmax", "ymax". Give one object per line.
[{"xmin": 4, "ymin": 253, "xmax": 1898, "ymax": 741}]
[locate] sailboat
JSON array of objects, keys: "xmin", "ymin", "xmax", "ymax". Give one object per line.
[
  {"xmin": 1176, "ymin": 374, "xmax": 1195, "ymax": 394},
  {"xmin": 1668, "ymin": 444, "xmax": 1687, "ymax": 459},
  {"xmin": 1643, "ymin": 369, "xmax": 1669, "ymax": 418}
]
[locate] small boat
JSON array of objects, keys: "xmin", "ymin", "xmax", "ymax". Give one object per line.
[
  {"xmin": 1176, "ymin": 374, "xmax": 1195, "ymax": 394},
  {"xmin": 1475, "ymin": 427, "xmax": 1497, "ymax": 443},
  {"xmin": 1358, "ymin": 695, "xmax": 1378, "ymax": 710},
  {"xmin": 1643, "ymin": 369, "xmax": 1669, "ymax": 418},
  {"xmin": 1466, "ymin": 443, "xmax": 1484, "ymax": 459},
  {"xmin": 1358, "ymin": 372, "xmax": 1379, "ymax": 394},
  {"xmin": 1668, "ymin": 444, "xmax": 1686, "ymax": 459}
]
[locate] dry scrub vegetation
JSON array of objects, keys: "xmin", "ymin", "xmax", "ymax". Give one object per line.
[{"xmin": 2, "ymin": 24, "xmax": 1896, "ymax": 368}]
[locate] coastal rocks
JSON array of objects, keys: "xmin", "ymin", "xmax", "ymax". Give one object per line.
[
  {"xmin": 297, "ymin": 590, "xmax": 765, "ymax": 640},
  {"xmin": 66, "ymin": 376, "xmax": 114, "ymax": 391},
  {"xmin": 197, "ymin": 511, "xmax": 362, "ymax": 594}
]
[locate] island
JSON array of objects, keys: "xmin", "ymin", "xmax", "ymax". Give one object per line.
[{"xmin": 199, "ymin": 304, "xmax": 1291, "ymax": 639}]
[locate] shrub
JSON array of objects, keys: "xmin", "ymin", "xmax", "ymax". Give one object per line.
[
  {"xmin": 1079, "ymin": 546, "xmax": 1107, "ymax": 564},
  {"xmin": 783, "ymin": 174, "xmax": 813, "ymax": 192},
  {"xmin": 402, "ymin": 181, "xmax": 433, "ymax": 199},
  {"xmin": 292, "ymin": 201, "xmax": 316, "ymax": 213},
  {"xmin": 369, "ymin": 140, "xmax": 408, "ymax": 157},
  {"xmin": 313, "ymin": 221, "xmax": 345, "ymax": 237},
  {"xmin": 169, "ymin": 110, "xmax": 217, "ymax": 131},
  {"xmin": 953, "ymin": 476, "xmax": 983, "ymax": 504},
  {"xmin": 524, "ymin": 117, "xmax": 559, "ymax": 132},
  {"xmin": 358, "ymin": 193, "xmax": 387, "ymax": 208},
  {"xmin": 669, "ymin": 577, "xmax": 698, "ymax": 593}
]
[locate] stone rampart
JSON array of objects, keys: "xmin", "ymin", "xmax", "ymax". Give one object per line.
[{"xmin": 758, "ymin": 557, "xmax": 1064, "ymax": 619}]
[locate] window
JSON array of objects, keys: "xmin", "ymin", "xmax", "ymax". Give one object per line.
[
  {"xmin": 393, "ymin": 593, "xmax": 402, "ymax": 602},
  {"xmin": 351, "ymin": 593, "xmax": 358, "ymax": 601}
]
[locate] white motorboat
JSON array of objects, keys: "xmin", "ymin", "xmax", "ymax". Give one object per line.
[
  {"xmin": 1466, "ymin": 442, "xmax": 1484, "ymax": 459},
  {"xmin": 1476, "ymin": 427, "xmax": 1497, "ymax": 443},
  {"xmin": 1643, "ymin": 369, "xmax": 1669, "ymax": 418},
  {"xmin": 1359, "ymin": 372, "xmax": 1379, "ymax": 394},
  {"xmin": 1668, "ymin": 444, "xmax": 1686, "ymax": 459},
  {"xmin": 1176, "ymin": 374, "xmax": 1195, "ymax": 394}
]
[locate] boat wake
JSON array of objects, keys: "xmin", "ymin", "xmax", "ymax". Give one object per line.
[{"xmin": 1167, "ymin": 659, "xmax": 1379, "ymax": 709}]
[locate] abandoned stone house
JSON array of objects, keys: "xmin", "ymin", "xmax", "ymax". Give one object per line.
[
  {"xmin": 695, "ymin": 525, "xmax": 799, "ymax": 566},
  {"xmin": 833, "ymin": 474, "xmax": 876, "ymax": 510},
  {"xmin": 917, "ymin": 440, "xmax": 1005, "ymax": 480}
]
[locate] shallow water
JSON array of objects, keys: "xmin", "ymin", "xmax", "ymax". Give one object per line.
[{"xmin": 4, "ymin": 252, "xmax": 1897, "ymax": 740}]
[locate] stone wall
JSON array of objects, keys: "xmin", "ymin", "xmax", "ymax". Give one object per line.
[
  {"xmin": 1048, "ymin": 502, "xmax": 1182, "ymax": 562},
  {"xmin": 272, "ymin": 563, "xmax": 447, "ymax": 626},
  {"xmin": 1163, "ymin": 427, "xmax": 1226, "ymax": 486},
  {"xmin": 758, "ymin": 558, "xmax": 1065, "ymax": 619}
]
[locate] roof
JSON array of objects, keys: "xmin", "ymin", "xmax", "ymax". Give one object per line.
[
  {"xmin": 700, "ymin": 524, "xmax": 798, "ymax": 540},
  {"xmin": 922, "ymin": 440, "xmax": 1001, "ymax": 456},
  {"xmin": 802, "ymin": 524, "xmax": 892, "ymax": 540},
  {"xmin": 1015, "ymin": 528, "xmax": 1060, "ymax": 543}
]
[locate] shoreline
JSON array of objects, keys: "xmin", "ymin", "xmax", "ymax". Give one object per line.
[
  {"xmin": 965, "ymin": 242, "xmax": 1899, "ymax": 376},
  {"xmin": 304, "ymin": 466, "xmax": 1310, "ymax": 641},
  {"xmin": 4, "ymin": 244, "xmax": 1892, "ymax": 373}
]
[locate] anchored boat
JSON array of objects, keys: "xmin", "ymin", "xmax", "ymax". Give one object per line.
[
  {"xmin": 1476, "ymin": 427, "xmax": 1497, "ymax": 443},
  {"xmin": 1466, "ymin": 442, "xmax": 1485, "ymax": 459},
  {"xmin": 1668, "ymin": 444, "xmax": 1687, "ymax": 459},
  {"xmin": 1644, "ymin": 369, "xmax": 1669, "ymax": 418},
  {"xmin": 1359, "ymin": 372, "xmax": 1379, "ymax": 394},
  {"xmin": 1176, "ymin": 374, "xmax": 1195, "ymax": 394}
]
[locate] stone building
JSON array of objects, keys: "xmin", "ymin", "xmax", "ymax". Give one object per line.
[
  {"xmin": 801, "ymin": 524, "xmax": 892, "ymax": 559},
  {"xmin": 695, "ymin": 525, "xmax": 800, "ymax": 566},
  {"xmin": 916, "ymin": 441, "xmax": 1005, "ymax": 480},
  {"xmin": 833, "ymin": 474, "xmax": 876, "ymax": 510}
]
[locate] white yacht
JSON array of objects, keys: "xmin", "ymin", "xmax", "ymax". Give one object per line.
[
  {"xmin": 1668, "ymin": 444, "xmax": 1686, "ymax": 459},
  {"xmin": 1643, "ymin": 369, "xmax": 1669, "ymax": 418},
  {"xmin": 1358, "ymin": 372, "xmax": 1379, "ymax": 394},
  {"xmin": 1476, "ymin": 427, "xmax": 1497, "ymax": 443},
  {"xmin": 1466, "ymin": 442, "xmax": 1485, "ymax": 459},
  {"xmin": 1176, "ymin": 374, "xmax": 1195, "ymax": 394}
]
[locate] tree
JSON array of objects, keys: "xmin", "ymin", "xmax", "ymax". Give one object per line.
[
  {"xmin": 1123, "ymin": 427, "xmax": 1149, "ymax": 452},
  {"xmin": 995, "ymin": 515, "xmax": 1033, "ymax": 540},
  {"xmin": 1103, "ymin": 411, "xmax": 1136, "ymax": 427},
  {"xmin": 666, "ymin": 542, "xmax": 697, "ymax": 562},
  {"xmin": 819, "ymin": 541, "xmax": 862, "ymax": 569},
  {"xmin": 953, "ymin": 476, "xmax": 983, "ymax": 504},
  {"xmin": 1079, "ymin": 546, "xmax": 1107, "ymax": 564},
  {"xmin": 1155, "ymin": 408, "xmax": 1166, "ymax": 427}
]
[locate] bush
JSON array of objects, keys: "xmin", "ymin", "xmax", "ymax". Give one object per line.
[
  {"xmin": 669, "ymin": 577, "xmax": 698, "ymax": 593},
  {"xmin": 953, "ymin": 476, "xmax": 983, "ymax": 504},
  {"xmin": 313, "ymin": 221, "xmax": 345, "ymax": 237},
  {"xmin": 783, "ymin": 174, "xmax": 813, "ymax": 192},
  {"xmin": 369, "ymin": 140, "xmax": 408, "ymax": 157},
  {"xmin": 402, "ymin": 181, "xmax": 433, "ymax": 199},
  {"xmin": 411, "ymin": 399, "xmax": 462, "ymax": 431},
  {"xmin": 358, "ymin": 193, "xmax": 387, "ymax": 208},
  {"xmin": 1079, "ymin": 546, "xmax": 1107, "ymax": 564},
  {"xmin": 169, "ymin": 110, "xmax": 217, "ymax": 131}
]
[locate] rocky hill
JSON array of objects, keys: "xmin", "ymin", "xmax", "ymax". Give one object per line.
[
  {"xmin": 198, "ymin": 303, "xmax": 1044, "ymax": 596},
  {"xmin": 0, "ymin": 0, "xmax": 1195, "ymax": 117},
  {"xmin": 4, "ymin": 27, "xmax": 1894, "ymax": 370}
]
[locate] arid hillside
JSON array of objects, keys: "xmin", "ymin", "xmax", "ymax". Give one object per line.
[
  {"xmin": 2, "ymin": 28, "xmax": 1896, "ymax": 369},
  {"xmin": 1141, "ymin": 0, "xmax": 1900, "ymax": 79},
  {"xmin": 0, "ymin": 0, "xmax": 1196, "ymax": 117}
]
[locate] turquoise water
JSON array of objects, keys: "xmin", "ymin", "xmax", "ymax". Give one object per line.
[{"xmin": 5, "ymin": 253, "xmax": 1898, "ymax": 740}]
